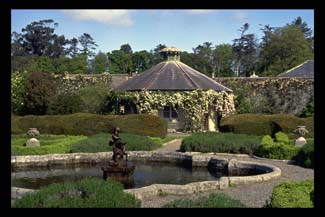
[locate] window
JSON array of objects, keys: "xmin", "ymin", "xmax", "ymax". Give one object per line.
[{"xmin": 163, "ymin": 106, "xmax": 178, "ymax": 119}]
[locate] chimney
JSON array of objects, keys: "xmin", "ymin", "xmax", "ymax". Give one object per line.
[{"xmin": 159, "ymin": 47, "xmax": 181, "ymax": 61}]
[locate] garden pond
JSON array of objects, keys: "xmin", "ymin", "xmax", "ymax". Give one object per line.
[{"xmin": 11, "ymin": 161, "xmax": 268, "ymax": 190}]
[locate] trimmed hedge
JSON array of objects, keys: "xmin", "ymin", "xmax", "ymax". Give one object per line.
[
  {"xmin": 180, "ymin": 132, "xmax": 262, "ymax": 155},
  {"xmin": 293, "ymin": 139, "xmax": 314, "ymax": 168},
  {"xmin": 11, "ymin": 113, "xmax": 167, "ymax": 138},
  {"xmin": 70, "ymin": 133, "xmax": 162, "ymax": 153},
  {"xmin": 163, "ymin": 193, "xmax": 246, "ymax": 208},
  {"xmin": 268, "ymin": 179, "xmax": 314, "ymax": 208},
  {"xmin": 13, "ymin": 178, "xmax": 141, "ymax": 208},
  {"xmin": 220, "ymin": 114, "xmax": 314, "ymax": 138}
]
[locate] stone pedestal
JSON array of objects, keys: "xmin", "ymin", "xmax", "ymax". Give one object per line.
[
  {"xmin": 295, "ymin": 137, "xmax": 307, "ymax": 147},
  {"xmin": 26, "ymin": 138, "xmax": 40, "ymax": 147}
]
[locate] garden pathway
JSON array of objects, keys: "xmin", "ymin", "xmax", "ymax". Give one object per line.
[
  {"xmin": 140, "ymin": 155, "xmax": 314, "ymax": 208},
  {"xmin": 156, "ymin": 139, "xmax": 182, "ymax": 152}
]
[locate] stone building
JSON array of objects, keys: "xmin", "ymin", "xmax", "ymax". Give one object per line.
[{"xmin": 115, "ymin": 47, "xmax": 235, "ymax": 132}]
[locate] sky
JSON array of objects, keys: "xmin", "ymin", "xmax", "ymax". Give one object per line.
[{"xmin": 11, "ymin": 9, "xmax": 314, "ymax": 53}]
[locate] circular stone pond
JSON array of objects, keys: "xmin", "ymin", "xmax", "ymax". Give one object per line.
[{"xmin": 11, "ymin": 161, "xmax": 269, "ymax": 190}]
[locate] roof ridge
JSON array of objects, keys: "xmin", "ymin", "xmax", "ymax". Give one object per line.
[
  {"xmin": 278, "ymin": 60, "xmax": 313, "ymax": 76},
  {"xmin": 178, "ymin": 62, "xmax": 232, "ymax": 92},
  {"xmin": 174, "ymin": 61, "xmax": 200, "ymax": 89},
  {"xmin": 144, "ymin": 62, "xmax": 168, "ymax": 90}
]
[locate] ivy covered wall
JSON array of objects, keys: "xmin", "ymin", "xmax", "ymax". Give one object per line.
[{"xmin": 214, "ymin": 77, "xmax": 314, "ymax": 115}]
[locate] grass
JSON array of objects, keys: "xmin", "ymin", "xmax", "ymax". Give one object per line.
[
  {"xmin": 11, "ymin": 133, "xmax": 180, "ymax": 155},
  {"xmin": 162, "ymin": 193, "xmax": 246, "ymax": 208}
]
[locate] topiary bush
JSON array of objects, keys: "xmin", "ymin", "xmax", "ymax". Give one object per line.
[
  {"xmin": 220, "ymin": 114, "xmax": 314, "ymax": 138},
  {"xmin": 163, "ymin": 193, "xmax": 246, "ymax": 208},
  {"xmin": 13, "ymin": 178, "xmax": 141, "ymax": 208},
  {"xmin": 11, "ymin": 113, "xmax": 167, "ymax": 138},
  {"xmin": 268, "ymin": 179, "xmax": 314, "ymax": 208},
  {"xmin": 274, "ymin": 131, "xmax": 290, "ymax": 144},
  {"xmin": 180, "ymin": 132, "xmax": 262, "ymax": 155},
  {"xmin": 254, "ymin": 132, "xmax": 300, "ymax": 160},
  {"xmin": 254, "ymin": 143, "xmax": 300, "ymax": 160},
  {"xmin": 261, "ymin": 135, "xmax": 274, "ymax": 146}
]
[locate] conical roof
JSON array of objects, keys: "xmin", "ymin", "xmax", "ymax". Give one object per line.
[{"xmin": 115, "ymin": 47, "xmax": 232, "ymax": 92}]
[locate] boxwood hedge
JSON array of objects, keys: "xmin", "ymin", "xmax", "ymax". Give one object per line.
[
  {"xmin": 13, "ymin": 178, "xmax": 141, "ymax": 208},
  {"xmin": 268, "ymin": 179, "xmax": 314, "ymax": 208},
  {"xmin": 220, "ymin": 114, "xmax": 313, "ymax": 138},
  {"xmin": 11, "ymin": 113, "xmax": 167, "ymax": 138}
]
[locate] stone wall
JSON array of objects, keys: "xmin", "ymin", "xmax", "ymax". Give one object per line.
[
  {"xmin": 214, "ymin": 77, "xmax": 314, "ymax": 115},
  {"xmin": 53, "ymin": 73, "xmax": 113, "ymax": 95}
]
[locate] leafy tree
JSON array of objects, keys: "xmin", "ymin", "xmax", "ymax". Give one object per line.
[
  {"xmin": 213, "ymin": 44, "xmax": 234, "ymax": 77},
  {"xmin": 92, "ymin": 51, "xmax": 109, "ymax": 73},
  {"xmin": 24, "ymin": 72, "xmax": 58, "ymax": 115},
  {"xmin": 67, "ymin": 54, "xmax": 88, "ymax": 74},
  {"xmin": 20, "ymin": 19, "xmax": 59, "ymax": 56},
  {"xmin": 149, "ymin": 44, "xmax": 167, "ymax": 65},
  {"xmin": 67, "ymin": 37, "xmax": 80, "ymax": 58},
  {"xmin": 192, "ymin": 42, "xmax": 213, "ymax": 76},
  {"xmin": 46, "ymin": 35, "xmax": 68, "ymax": 58},
  {"xmin": 232, "ymin": 23, "xmax": 258, "ymax": 77},
  {"xmin": 120, "ymin": 43, "xmax": 133, "ymax": 54},
  {"xmin": 131, "ymin": 50, "xmax": 151, "ymax": 73},
  {"xmin": 259, "ymin": 25, "xmax": 313, "ymax": 75},
  {"xmin": 11, "ymin": 32, "xmax": 26, "ymax": 56},
  {"xmin": 291, "ymin": 16, "xmax": 312, "ymax": 39},
  {"xmin": 180, "ymin": 51, "xmax": 196, "ymax": 69},
  {"xmin": 107, "ymin": 50, "xmax": 133, "ymax": 74},
  {"xmin": 78, "ymin": 33, "xmax": 98, "ymax": 58}
]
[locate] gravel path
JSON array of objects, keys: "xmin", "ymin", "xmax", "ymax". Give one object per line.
[
  {"xmin": 156, "ymin": 139, "xmax": 182, "ymax": 152},
  {"xmin": 139, "ymin": 154, "xmax": 314, "ymax": 208}
]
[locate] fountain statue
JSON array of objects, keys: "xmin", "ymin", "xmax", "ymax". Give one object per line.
[{"xmin": 101, "ymin": 127, "xmax": 135, "ymax": 182}]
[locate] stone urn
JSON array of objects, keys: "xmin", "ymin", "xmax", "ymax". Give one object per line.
[
  {"xmin": 27, "ymin": 128, "xmax": 40, "ymax": 137},
  {"xmin": 294, "ymin": 126, "xmax": 308, "ymax": 147},
  {"xmin": 26, "ymin": 138, "xmax": 40, "ymax": 147}
]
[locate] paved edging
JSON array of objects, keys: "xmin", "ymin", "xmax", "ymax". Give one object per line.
[{"xmin": 11, "ymin": 152, "xmax": 250, "ymax": 168}]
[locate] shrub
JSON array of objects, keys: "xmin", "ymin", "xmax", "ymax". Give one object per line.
[
  {"xmin": 254, "ymin": 143, "xmax": 300, "ymax": 160},
  {"xmin": 220, "ymin": 114, "xmax": 314, "ymax": 137},
  {"xmin": 11, "ymin": 113, "xmax": 167, "ymax": 138},
  {"xmin": 11, "ymin": 71, "xmax": 29, "ymax": 115},
  {"xmin": 180, "ymin": 132, "xmax": 262, "ymax": 155},
  {"xmin": 293, "ymin": 140, "xmax": 314, "ymax": 168},
  {"xmin": 261, "ymin": 135, "xmax": 274, "ymax": 146},
  {"xmin": 69, "ymin": 133, "xmax": 162, "ymax": 153},
  {"xmin": 163, "ymin": 193, "xmax": 246, "ymax": 208},
  {"xmin": 47, "ymin": 93, "xmax": 82, "ymax": 115},
  {"xmin": 274, "ymin": 131, "xmax": 290, "ymax": 144},
  {"xmin": 268, "ymin": 179, "xmax": 314, "ymax": 208},
  {"xmin": 78, "ymin": 86, "xmax": 108, "ymax": 114},
  {"xmin": 13, "ymin": 178, "xmax": 141, "ymax": 208},
  {"xmin": 24, "ymin": 72, "xmax": 58, "ymax": 115}
]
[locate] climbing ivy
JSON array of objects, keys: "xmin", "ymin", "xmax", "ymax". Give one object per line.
[{"xmin": 120, "ymin": 90, "xmax": 235, "ymax": 131}]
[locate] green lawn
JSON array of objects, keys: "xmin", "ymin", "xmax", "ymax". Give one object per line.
[{"xmin": 11, "ymin": 133, "xmax": 183, "ymax": 156}]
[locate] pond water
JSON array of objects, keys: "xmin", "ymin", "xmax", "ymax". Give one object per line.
[{"xmin": 11, "ymin": 161, "xmax": 267, "ymax": 190}]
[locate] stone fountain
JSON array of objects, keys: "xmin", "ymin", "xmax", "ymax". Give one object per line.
[{"xmin": 101, "ymin": 127, "xmax": 135, "ymax": 182}]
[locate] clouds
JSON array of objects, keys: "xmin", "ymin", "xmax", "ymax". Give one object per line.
[
  {"xmin": 62, "ymin": 10, "xmax": 134, "ymax": 27},
  {"xmin": 185, "ymin": 10, "xmax": 217, "ymax": 15},
  {"xmin": 232, "ymin": 11, "xmax": 248, "ymax": 22}
]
